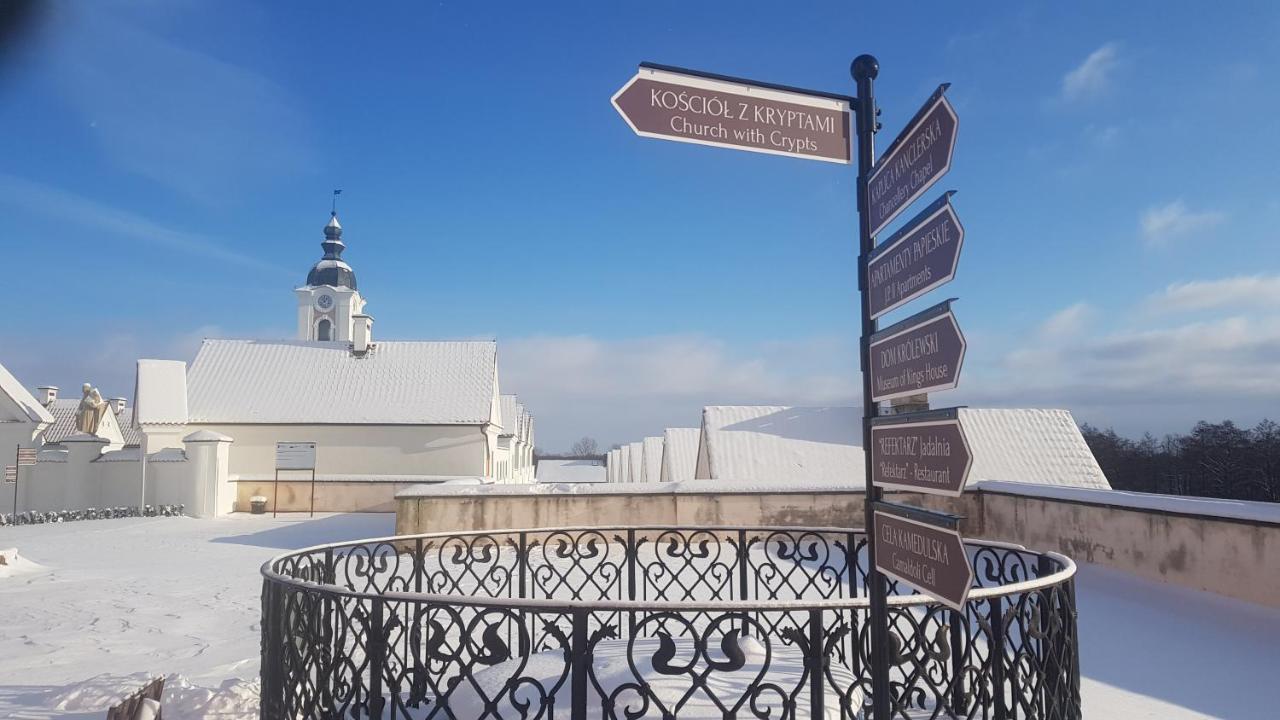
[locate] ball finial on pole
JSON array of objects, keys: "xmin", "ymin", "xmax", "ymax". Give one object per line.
[{"xmin": 851, "ymin": 54, "xmax": 879, "ymax": 81}]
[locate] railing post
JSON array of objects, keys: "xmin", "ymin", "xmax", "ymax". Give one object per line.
[
  {"xmin": 950, "ymin": 609, "xmax": 965, "ymax": 715},
  {"xmin": 414, "ymin": 538, "xmax": 424, "ymax": 594},
  {"xmin": 737, "ymin": 528, "xmax": 749, "ymax": 600},
  {"xmin": 368, "ymin": 598, "xmax": 386, "ymax": 720},
  {"xmin": 1067, "ymin": 577, "xmax": 1082, "ymax": 720},
  {"xmin": 518, "ymin": 531, "xmax": 528, "ymax": 599},
  {"xmin": 571, "ymin": 609, "xmax": 589, "ymax": 720},
  {"xmin": 808, "ymin": 608, "xmax": 825, "ymax": 720},
  {"xmin": 260, "ymin": 579, "xmax": 281, "ymax": 720},
  {"xmin": 988, "ymin": 597, "xmax": 1008, "ymax": 720}
]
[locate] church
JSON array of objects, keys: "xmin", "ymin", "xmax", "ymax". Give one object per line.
[{"xmin": 0, "ymin": 211, "xmax": 534, "ymax": 518}]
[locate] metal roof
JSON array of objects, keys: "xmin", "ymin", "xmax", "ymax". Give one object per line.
[
  {"xmin": 43, "ymin": 400, "xmax": 142, "ymax": 447},
  {"xmin": 641, "ymin": 437, "xmax": 663, "ymax": 483},
  {"xmin": 0, "ymin": 362, "xmax": 55, "ymax": 425},
  {"xmin": 186, "ymin": 339, "xmax": 497, "ymax": 424}
]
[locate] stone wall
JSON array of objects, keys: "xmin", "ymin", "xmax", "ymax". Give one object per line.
[{"xmin": 395, "ymin": 482, "xmax": 1279, "ymax": 608}]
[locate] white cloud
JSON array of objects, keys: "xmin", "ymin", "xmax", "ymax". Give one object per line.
[
  {"xmin": 1040, "ymin": 302, "xmax": 1093, "ymax": 339},
  {"xmin": 0, "ymin": 173, "xmax": 287, "ymax": 273},
  {"xmin": 1140, "ymin": 200, "xmax": 1225, "ymax": 246},
  {"xmin": 1148, "ymin": 275, "xmax": 1280, "ymax": 313},
  {"xmin": 47, "ymin": 5, "xmax": 314, "ymax": 202},
  {"xmin": 498, "ymin": 334, "xmax": 858, "ymax": 451},
  {"xmin": 1061, "ymin": 43, "xmax": 1120, "ymax": 102}
]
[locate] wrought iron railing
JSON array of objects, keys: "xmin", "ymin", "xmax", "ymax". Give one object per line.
[{"xmin": 260, "ymin": 526, "xmax": 1079, "ymax": 719}]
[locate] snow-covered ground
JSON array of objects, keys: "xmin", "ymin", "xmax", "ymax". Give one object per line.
[{"xmin": 1, "ymin": 514, "xmax": 1276, "ymax": 719}]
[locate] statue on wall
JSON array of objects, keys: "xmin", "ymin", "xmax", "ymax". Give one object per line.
[{"xmin": 75, "ymin": 383, "xmax": 110, "ymax": 435}]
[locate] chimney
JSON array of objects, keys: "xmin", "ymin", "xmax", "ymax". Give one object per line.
[
  {"xmin": 110, "ymin": 397, "xmax": 127, "ymax": 414},
  {"xmin": 37, "ymin": 386, "xmax": 58, "ymax": 407},
  {"xmin": 352, "ymin": 314, "xmax": 373, "ymax": 355}
]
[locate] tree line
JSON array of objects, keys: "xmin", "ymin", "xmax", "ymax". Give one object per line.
[{"xmin": 1081, "ymin": 419, "xmax": 1280, "ymax": 502}]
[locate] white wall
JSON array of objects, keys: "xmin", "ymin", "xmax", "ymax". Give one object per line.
[{"xmin": 188, "ymin": 423, "xmax": 489, "ymax": 479}]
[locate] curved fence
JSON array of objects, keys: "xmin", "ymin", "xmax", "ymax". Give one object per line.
[{"xmin": 261, "ymin": 526, "xmax": 1080, "ymax": 719}]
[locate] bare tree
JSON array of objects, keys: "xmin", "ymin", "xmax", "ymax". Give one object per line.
[{"xmin": 569, "ymin": 437, "xmax": 599, "ymax": 457}]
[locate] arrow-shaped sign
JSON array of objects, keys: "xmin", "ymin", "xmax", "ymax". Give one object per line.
[
  {"xmin": 867, "ymin": 192, "xmax": 964, "ymax": 319},
  {"xmin": 869, "ymin": 300, "xmax": 966, "ymax": 403},
  {"xmin": 612, "ymin": 65, "xmax": 852, "ymax": 164},
  {"xmin": 867, "ymin": 85, "xmax": 958, "ymax": 237},
  {"xmin": 869, "ymin": 408, "xmax": 973, "ymax": 496},
  {"xmin": 873, "ymin": 505, "xmax": 974, "ymax": 610}
]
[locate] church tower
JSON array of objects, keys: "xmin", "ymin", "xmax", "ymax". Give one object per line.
[{"xmin": 296, "ymin": 212, "xmax": 367, "ymax": 342}]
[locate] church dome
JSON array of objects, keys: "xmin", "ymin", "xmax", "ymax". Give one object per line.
[{"xmin": 306, "ymin": 212, "xmax": 357, "ymax": 289}]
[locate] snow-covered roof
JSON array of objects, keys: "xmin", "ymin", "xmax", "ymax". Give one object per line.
[
  {"xmin": 695, "ymin": 405, "xmax": 1109, "ymax": 490},
  {"xmin": 499, "ymin": 394, "xmax": 520, "ymax": 436},
  {"xmin": 641, "ymin": 437, "xmax": 663, "ymax": 484},
  {"xmin": 959, "ymin": 409, "xmax": 1109, "ymax": 490},
  {"xmin": 134, "ymin": 359, "xmax": 188, "ymax": 425},
  {"xmin": 536, "ymin": 458, "xmax": 607, "ymax": 483},
  {"xmin": 43, "ymin": 400, "xmax": 142, "ymax": 446},
  {"xmin": 606, "ymin": 448, "xmax": 620, "ymax": 483},
  {"xmin": 617, "ymin": 445, "xmax": 631, "ymax": 483},
  {"xmin": 0, "ymin": 362, "xmax": 55, "ymax": 425},
  {"xmin": 697, "ymin": 406, "xmax": 864, "ymax": 484},
  {"xmin": 185, "ymin": 339, "xmax": 497, "ymax": 424},
  {"xmin": 661, "ymin": 428, "xmax": 700, "ymax": 483},
  {"xmin": 628, "ymin": 441, "xmax": 643, "ymax": 484}
]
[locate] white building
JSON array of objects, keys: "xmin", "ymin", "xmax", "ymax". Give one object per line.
[
  {"xmin": 618, "ymin": 444, "xmax": 632, "ymax": 483},
  {"xmin": 2, "ymin": 211, "xmax": 536, "ymax": 517},
  {"xmin": 660, "ymin": 427, "xmax": 699, "ymax": 483},
  {"xmin": 627, "ymin": 441, "xmax": 643, "ymax": 484},
  {"xmin": 693, "ymin": 405, "xmax": 1109, "ymax": 491},
  {"xmin": 641, "ymin": 436, "xmax": 663, "ymax": 484}
]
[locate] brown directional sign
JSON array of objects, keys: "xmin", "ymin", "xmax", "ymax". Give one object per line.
[
  {"xmin": 612, "ymin": 66, "xmax": 852, "ymax": 164},
  {"xmin": 3, "ymin": 465, "xmax": 14, "ymax": 483},
  {"xmin": 867, "ymin": 192, "xmax": 964, "ymax": 319},
  {"xmin": 17, "ymin": 448, "xmax": 37, "ymax": 466},
  {"xmin": 869, "ymin": 300, "xmax": 966, "ymax": 403},
  {"xmin": 874, "ymin": 509, "xmax": 974, "ymax": 610},
  {"xmin": 870, "ymin": 409, "xmax": 973, "ymax": 496},
  {"xmin": 867, "ymin": 85, "xmax": 958, "ymax": 237}
]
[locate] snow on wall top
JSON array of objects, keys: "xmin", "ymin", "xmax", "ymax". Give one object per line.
[
  {"xmin": 700, "ymin": 406, "xmax": 865, "ymax": 485},
  {"xmin": 537, "ymin": 458, "xmax": 607, "ymax": 483},
  {"xmin": 0, "ymin": 361, "xmax": 55, "ymax": 425},
  {"xmin": 662, "ymin": 427, "xmax": 700, "ymax": 483},
  {"xmin": 134, "ymin": 359, "xmax": 188, "ymax": 425},
  {"xmin": 642, "ymin": 437, "xmax": 663, "ymax": 484},
  {"xmin": 185, "ymin": 339, "xmax": 496, "ymax": 425},
  {"xmin": 696, "ymin": 406, "xmax": 1109, "ymax": 491}
]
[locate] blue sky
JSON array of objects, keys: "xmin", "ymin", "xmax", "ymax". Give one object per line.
[{"xmin": 3, "ymin": 1, "xmax": 1279, "ymax": 450}]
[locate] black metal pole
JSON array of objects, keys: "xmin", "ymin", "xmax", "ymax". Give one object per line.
[
  {"xmin": 11, "ymin": 444, "xmax": 19, "ymax": 518},
  {"xmin": 853, "ymin": 53, "xmax": 892, "ymax": 719}
]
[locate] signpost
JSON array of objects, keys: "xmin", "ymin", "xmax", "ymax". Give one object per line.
[
  {"xmin": 873, "ymin": 505, "xmax": 974, "ymax": 610},
  {"xmin": 612, "ymin": 55, "xmax": 970, "ymax": 719},
  {"xmin": 10, "ymin": 445, "xmax": 36, "ymax": 516},
  {"xmin": 866, "ymin": 85, "xmax": 958, "ymax": 238},
  {"xmin": 868, "ymin": 300, "xmax": 966, "ymax": 403},
  {"xmin": 870, "ymin": 409, "xmax": 972, "ymax": 496},
  {"xmin": 273, "ymin": 441, "xmax": 317, "ymax": 518},
  {"xmin": 866, "ymin": 192, "xmax": 964, "ymax": 319},
  {"xmin": 612, "ymin": 64, "xmax": 853, "ymax": 164}
]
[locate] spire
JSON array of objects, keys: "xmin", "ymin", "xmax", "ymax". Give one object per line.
[{"xmin": 306, "ymin": 209, "xmax": 357, "ymax": 289}]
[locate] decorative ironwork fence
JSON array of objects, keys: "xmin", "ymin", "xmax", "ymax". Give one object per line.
[{"xmin": 261, "ymin": 526, "xmax": 1079, "ymax": 719}]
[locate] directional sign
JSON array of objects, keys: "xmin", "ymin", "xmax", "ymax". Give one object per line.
[
  {"xmin": 869, "ymin": 300, "xmax": 966, "ymax": 403},
  {"xmin": 867, "ymin": 192, "xmax": 964, "ymax": 319},
  {"xmin": 16, "ymin": 448, "xmax": 37, "ymax": 466},
  {"xmin": 867, "ymin": 85, "xmax": 958, "ymax": 237},
  {"xmin": 275, "ymin": 442, "xmax": 317, "ymax": 471},
  {"xmin": 612, "ymin": 65, "xmax": 852, "ymax": 164},
  {"xmin": 3, "ymin": 466, "xmax": 15, "ymax": 483},
  {"xmin": 874, "ymin": 509, "xmax": 974, "ymax": 610},
  {"xmin": 870, "ymin": 409, "xmax": 972, "ymax": 496}
]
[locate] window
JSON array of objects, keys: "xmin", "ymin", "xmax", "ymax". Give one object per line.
[{"xmin": 316, "ymin": 318, "xmax": 332, "ymax": 341}]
